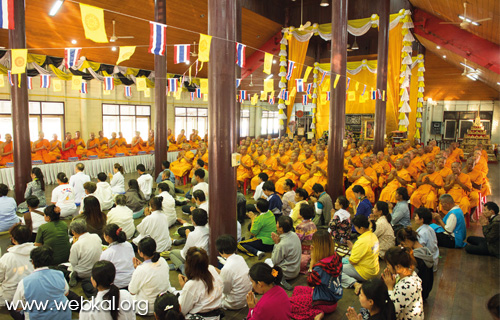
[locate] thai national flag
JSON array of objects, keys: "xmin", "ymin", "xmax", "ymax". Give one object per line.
[
  {"xmin": 306, "ymin": 83, "xmax": 312, "ymax": 95},
  {"xmin": 236, "ymin": 78, "xmax": 241, "ymax": 88},
  {"xmin": 0, "ymin": 0, "xmax": 14, "ymax": 30},
  {"xmin": 326, "ymin": 91, "xmax": 331, "ymax": 101},
  {"xmin": 361, "ymin": 84, "xmax": 367, "ymax": 96},
  {"xmin": 174, "ymin": 44, "xmax": 190, "ymax": 64},
  {"xmin": 65, "ymin": 48, "xmax": 82, "ymax": 69},
  {"xmin": 286, "ymin": 61, "xmax": 295, "ymax": 80},
  {"xmin": 104, "ymin": 76, "xmax": 114, "ymax": 91},
  {"xmin": 239, "ymin": 90, "xmax": 246, "ymax": 101},
  {"xmin": 80, "ymin": 82, "xmax": 88, "ymax": 94},
  {"xmin": 7, "ymin": 70, "xmax": 13, "ymax": 86},
  {"xmin": 278, "ymin": 89, "xmax": 285, "ymax": 100},
  {"xmin": 149, "ymin": 21, "xmax": 167, "ymax": 56},
  {"xmin": 295, "ymin": 79, "xmax": 304, "ymax": 92},
  {"xmin": 27, "ymin": 77, "xmax": 32, "ymax": 89},
  {"xmin": 371, "ymin": 89, "xmax": 376, "ymax": 100},
  {"xmin": 168, "ymin": 78, "xmax": 178, "ymax": 92},
  {"xmin": 319, "ymin": 71, "xmax": 327, "ymax": 85},
  {"xmin": 269, "ymin": 95, "xmax": 275, "ymax": 105},
  {"xmin": 377, "ymin": 89, "xmax": 382, "ymax": 99},
  {"xmin": 124, "ymin": 86, "xmax": 132, "ymax": 97},
  {"xmin": 190, "ymin": 92, "xmax": 195, "ymax": 101},
  {"xmin": 346, "ymin": 78, "xmax": 351, "ymax": 90},
  {"xmin": 40, "ymin": 74, "xmax": 50, "ymax": 88},
  {"xmin": 284, "ymin": 91, "xmax": 289, "ymax": 101},
  {"xmin": 196, "ymin": 88, "xmax": 202, "ymax": 98},
  {"xmin": 302, "ymin": 95, "xmax": 308, "ymax": 105},
  {"xmin": 236, "ymin": 43, "xmax": 246, "ymax": 68}
]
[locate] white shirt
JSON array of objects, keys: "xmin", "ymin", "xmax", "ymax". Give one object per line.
[
  {"xmin": 237, "ymin": 221, "xmax": 242, "ymax": 242},
  {"xmin": 0, "ymin": 243, "xmax": 36, "ymax": 306},
  {"xmin": 80, "ymin": 288, "xmax": 137, "ymax": 319},
  {"xmin": 133, "ymin": 210, "xmax": 172, "ymax": 252},
  {"xmin": 333, "ymin": 208, "xmax": 350, "ymax": 222},
  {"xmin": 129, "ymin": 258, "xmax": 174, "ymax": 315},
  {"xmin": 69, "ymin": 232, "xmax": 102, "ymax": 278},
  {"xmin": 110, "ymin": 171, "xmax": 125, "ymax": 194},
  {"xmin": 69, "ymin": 171, "xmax": 91, "ymax": 204},
  {"xmin": 100, "ymin": 242, "xmax": 135, "ymax": 289},
  {"xmin": 21, "ymin": 208, "xmax": 47, "ymax": 233},
  {"xmin": 444, "ymin": 206, "xmax": 458, "ymax": 236},
  {"xmin": 94, "ymin": 181, "xmax": 114, "ymax": 211},
  {"xmin": 253, "ymin": 182, "xmax": 267, "ymax": 201},
  {"xmin": 220, "ymin": 254, "xmax": 252, "ymax": 310},
  {"xmin": 107, "ymin": 206, "xmax": 136, "ymax": 239},
  {"xmin": 137, "ymin": 174, "xmax": 153, "ymax": 200},
  {"xmin": 51, "ymin": 184, "xmax": 78, "ymax": 218},
  {"xmin": 158, "ymin": 191, "xmax": 176, "ymax": 227},
  {"xmin": 193, "ymin": 181, "xmax": 209, "ymax": 201},
  {"xmin": 181, "ymin": 225, "xmax": 209, "ymax": 260},
  {"xmin": 179, "ymin": 265, "xmax": 223, "ymax": 316},
  {"xmin": 199, "ymin": 201, "xmax": 209, "ymax": 216}
]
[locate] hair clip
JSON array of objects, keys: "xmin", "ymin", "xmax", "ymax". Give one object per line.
[
  {"xmin": 116, "ymin": 227, "xmax": 122, "ymax": 236},
  {"xmin": 271, "ymin": 269, "xmax": 278, "ymax": 277},
  {"xmin": 164, "ymin": 305, "xmax": 174, "ymax": 311}
]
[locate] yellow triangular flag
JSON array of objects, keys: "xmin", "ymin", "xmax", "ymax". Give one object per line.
[
  {"xmin": 136, "ymin": 78, "xmax": 146, "ymax": 91},
  {"xmin": 382, "ymin": 90, "xmax": 386, "ymax": 101},
  {"xmin": 290, "ymin": 87, "xmax": 296, "ymax": 99},
  {"xmin": 203, "ymin": 93, "xmax": 208, "ymax": 102},
  {"xmin": 348, "ymin": 91, "xmax": 356, "ymax": 101},
  {"xmin": 11, "ymin": 49, "xmax": 27, "ymax": 74},
  {"xmin": 0, "ymin": 75, "xmax": 4, "ymax": 87},
  {"xmin": 116, "ymin": 46, "xmax": 136, "ymax": 65},
  {"xmin": 198, "ymin": 34, "xmax": 212, "ymax": 62},
  {"xmin": 333, "ymin": 74, "xmax": 340, "ymax": 89},
  {"xmin": 260, "ymin": 91, "xmax": 267, "ymax": 101},
  {"xmin": 144, "ymin": 88, "xmax": 150, "ymax": 97},
  {"xmin": 263, "ymin": 79, "xmax": 274, "ymax": 93},
  {"xmin": 355, "ymin": 81, "xmax": 359, "ymax": 91},
  {"xmin": 199, "ymin": 61, "xmax": 204, "ymax": 72},
  {"xmin": 200, "ymin": 79, "xmax": 208, "ymax": 94},
  {"xmin": 79, "ymin": 4, "xmax": 108, "ymax": 43},
  {"xmin": 188, "ymin": 65, "xmax": 192, "ymax": 84},
  {"xmin": 359, "ymin": 93, "xmax": 367, "ymax": 103},
  {"xmin": 53, "ymin": 79, "xmax": 62, "ymax": 92},
  {"xmin": 103, "ymin": 89, "xmax": 111, "ymax": 95},
  {"xmin": 263, "ymin": 53, "xmax": 273, "ymax": 75},
  {"xmin": 71, "ymin": 76, "xmax": 82, "ymax": 90},
  {"xmin": 302, "ymin": 66, "xmax": 312, "ymax": 82}
]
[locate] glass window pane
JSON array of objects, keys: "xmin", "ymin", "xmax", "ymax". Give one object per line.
[
  {"xmin": 136, "ymin": 106, "xmax": 150, "ymax": 116},
  {"xmin": 198, "ymin": 108, "xmax": 208, "ymax": 116},
  {"xmin": 187, "ymin": 108, "xmax": 197, "ymax": 116},
  {"xmin": 241, "ymin": 109, "xmax": 250, "ymax": 118},
  {"xmin": 120, "ymin": 105, "xmax": 135, "ymax": 115},
  {"xmin": 0, "ymin": 101, "xmax": 12, "ymax": 114},
  {"xmin": 103, "ymin": 104, "xmax": 119, "ymax": 115},
  {"xmin": 261, "ymin": 118, "xmax": 268, "ymax": 135},
  {"xmin": 175, "ymin": 116, "xmax": 186, "ymax": 137},
  {"xmin": 175, "ymin": 108, "xmax": 186, "ymax": 116},
  {"xmin": 136, "ymin": 117, "xmax": 150, "ymax": 139},
  {"xmin": 41, "ymin": 117, "xmax": 62, "ymax": 141},
  {"xmin": 41, "ymin": 102, "xmax": 64, "ymax": 114},
  {"xmin": 120, "ymin": 116, "xmax": 136, "ymax": 142},
  {"xmin": 29, "ymin": 117, "xmax": 39, "ymax": 141},
  {"xmin": 198, "ymin": 117, "xmax": 207, "ymax": 137},
  {"xmin": 103, "ymin": 116, "xmax": 120, "ymax": 139},
  {"xmin": 241, "ymin": 118, "xmax": 249, "ymax": 137},
  {"xmin": 29, "ymin": 102, "xmax": 41, "ymax": 114},
  {"xmin": 0, "ymin": 117, "xmax": 12, "ymax": 139},
  {"xmin": 273, "ymin": 118, "xmax": 279, "ymax": 134},
  {"xmin": 186, "ymin": 117, "xmax": 197, "ymax": 135}
]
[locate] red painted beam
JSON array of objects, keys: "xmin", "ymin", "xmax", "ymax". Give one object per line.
[
  {"xmin": 413, "ymin": 9, "xmax": 500, "ymax": 75},
  {"xmin": 241, "ymin": 30, "xmax": 282, "ymax": 80}
]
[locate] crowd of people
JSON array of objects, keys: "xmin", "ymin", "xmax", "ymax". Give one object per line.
[{"xmin": 0, "ymin": 133, "xmax": 497, "ymax": 320}]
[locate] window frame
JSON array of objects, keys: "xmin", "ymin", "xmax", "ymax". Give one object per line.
[
  {"xmin": 102, "ymin": 104, "xmax": 151, "ymax": 142},
  {"xmin": 261, "ymin": 110, "xmax": 279, "ymax": 136},
  {"xmin": 240, "ymin": 109, "xmax": 250, "ymax": 137},
  {"xmin": 174, "ymin": 106, "xmax": 208, "ymax": 138}
]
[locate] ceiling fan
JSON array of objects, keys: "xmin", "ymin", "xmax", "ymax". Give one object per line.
[
  {"xmin": 439, "ymin": 2, "xmax": 492, "ymax": 29},
  {"xmin": 109, "ymin": 20, "xmax": 135, "ymax": 42},
  {"xmin": 460, "ymin": 59, "xmax": 479, "ymax": 81},
  {"xmin": 298, "ymin": 0, "xmax": 311, "ymax": 31}
]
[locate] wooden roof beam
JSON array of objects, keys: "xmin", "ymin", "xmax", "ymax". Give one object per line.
[{"xmin": 241, "ymin": 30, "xmax": 282, "ymax": 80}]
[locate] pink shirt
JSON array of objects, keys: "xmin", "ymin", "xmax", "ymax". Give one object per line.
[{"xmin": 247, "ymin": 285, "xmax": 291, "ymax": 320}]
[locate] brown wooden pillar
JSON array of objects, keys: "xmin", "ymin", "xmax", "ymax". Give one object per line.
[
  {"xmin": 154, "ymin": 0, "xmax": 167, "ymax": 178},
  {"xmin": 327, "ymin": 0, "xmax": 348, "ymax": 201},
  {"xmin": 373, "ymin": 0, "xmax": 390, "ymax": 153},
  {"xmin": 208, "ymin": 0, "xmax": 238, "ymax": 265},
  {"xmin": 9, "ymin": 0, "xmax": 31, "ymax": 203},
  {"xmin": 235, "ymin": 0, "xmax": 241, "ymax": 146}
]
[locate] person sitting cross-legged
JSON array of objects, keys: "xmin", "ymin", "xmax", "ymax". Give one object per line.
[
  {"xmin": 174, "ymin": 189, "xmax": 208, "ymax": 246},
  {"xmin": 106, "ymin": 195, "xmax": 136, "ymax": 240},
  {"xmin": 263, "ymin": 181, "xmax": 283, "ymax": 220},
  {"xmin": 295, "ymin": 203, "xmax": 317, "ymax": 274},
  {"xmin": 94, "ymin": 172, "xmax": 114, "ymax": 211},
  {"xmin": 431, "ymin": 194, "xmax": 467, "ymax": 249},
  {"xmin": 414, "ymin": 207, "xmax": 439, "ymax": 271},
  {"xmin": 465, "ymin": 202, "xmax": 500, "ymax": 258},
  {"xmin": 133, "ymin": 197, "xmax": 172, "ymax": 253}
]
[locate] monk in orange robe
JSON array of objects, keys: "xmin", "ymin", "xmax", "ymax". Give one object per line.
[
  {"xmin": 464, "ymin": 157, "xmax": 485, "ymax": 209},
  {"xmin": 449, "ymin": 142, "xmax": 465, "ymax": 163},
  {"xmin": 32, "ymin": 132, "xmax": 55, "ymax": 163},
  {"xmin": 436, "ymin": 157, "xmax": 452, "ymax": 181},
  {"xmin": 98, "ymin": 131, "xmax": 109, "ymax": 157},
  {"xmin": 309, "ymin": 139, "xmax": 317, "ymax": 152},
  {"xmin": 443, "ymin": 161, "xmax": 472, "ymax": 214},
  {"xmin": 130, "ymin": 131, "xmax": 144, "ymax": 155},
  {"xmin": 61, "ymin": 132, "xmax": 77, "ymax": 160},
  {"xmin": 429, "ymin": 140, "xmax": 440, "ymax": 155},
  {"xmin": 167, "ymin": 128, "xmax": 178, "ymax": 151},
  {"xmin": 86, "ymin": 132, "xmax": 101, "ymax": 157},
  {"xmin": 170, "ymin": 144, "xmax": 195, "ymax": 183},
  {"xmin": 108, "ymin": 132, "xmax": 119, "ymax": 157},
  {"xmin": 49, "ymin": 134, "xmax": 62, "ymax": 160},
  {"xmin": 250, "ymin": 148, "xmax": 278, "ymax": 190},
  {"xmin": 410, "ymin": 161, "xmax": 444, "ymax": 210},
  {"xmin": 274, "ymin": 147, "xmax": 291, "ymax": 181},
  {"xmin": 251, "ymin": 147, "xmax": 266, "ymax": 184},
  {"xmin": 379, "ymin": 159, "xmax": 412, "ymax": 203},
  {"xmin": 375, "ymin": 152, "xmax": 392, "ymax": 188},
  {"xmin": 189, "ymin": 144, "xmax": 209, "ymax": 178},
  {"xmin": 146, "ymin": 130, "xmax": 155, "ymax": 153},
  {"xmin": 74, "ymin": 131, "xmax": 87, "ymax": 159},
  {"xmin": 283, "ymin": 142, "xmax": 293, "ymax": 157},
  {"xmin": 345, "ymin": 157, "xmax": 378, "ymax": 204},
  {"xmin": 0, "ymin": 134, "xmax": 14, "ymax": 166},
  {"xmin": 177, "ymin": 129, "xmax": 187, "ymax": 146},
  {"xmin": 303, "ymin": 151, "xmax": 328, "ymax": 195},
  {"xmin": 276, "ymin": 152, "xmax": 307, "ymax": 194},
  {"xmin": 472, "ymin": 150, "xmax": 491, "ymax": 197},
  {"xmin": 237, "ymin": 146, "xmax": 254, "ymax": 189}
]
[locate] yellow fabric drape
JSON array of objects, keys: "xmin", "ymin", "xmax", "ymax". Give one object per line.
[
  {"xmin": 408, "ymin": 66, "xmax": 419, "ymax": 139},
  {"xmin": 27, "ymin": 54, "xmax": 46, "ymax": 66},
  {"xmin": 386, "ymin": 24, "xmax": 403, "ymax": 134},
  {"xmin": 287, "ymin": 37, "xmax": 309, "ymax": 129}
]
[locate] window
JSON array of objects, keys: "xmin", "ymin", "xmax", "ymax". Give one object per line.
[
  {"xmin": 175, "ymin": 107, "xmax": 208, "ymax": 138},
  {"xmin": 240, "ymin": 109, "xmax": 250, "ymax": 137},
  {"xmin": 0, "ymin": 100, "xmax": 64, "ymax": 141},
  {"xmin": 102, "ymin": 104, "xmax": 151, "ymax": 142},
  {"xmin": 261, "ymin": 110, "xmax": 279, "ymax": 135}
]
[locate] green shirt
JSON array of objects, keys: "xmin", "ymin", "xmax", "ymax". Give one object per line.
[
  {"xmin": 251, "ymin": 210, "xmax": 277, "ymax": 245},
  {"xmin": 35, "ymin": 221, "xmax": 71, "ymax": 265}
]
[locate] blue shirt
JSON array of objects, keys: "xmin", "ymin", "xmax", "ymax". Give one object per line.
[
  {"xmin": 417, "ymin": 224, "xmax": 439, "ymax": 271},
  {"xmin": 353, "ymin": 198, "xmax": 372, "ymax": 232},
  {"xmin": 0, "ymin": 196, "xmax": 19, "ymax": 232},
  {"xmin": 268, "ymin": 193, "xmax": 283, "ymax": 216},
  {"xmin": 156, "ymin": 169, "xmax": 175, "ymax": 184},
  {"xmin": 392, "ymin": 201, "xmax": 411, "ymax": 227}
]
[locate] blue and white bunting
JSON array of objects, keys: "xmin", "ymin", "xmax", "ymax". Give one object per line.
[
  {"xmin": 306, "ymin": 83, "xmax": 312, "ymax": 95},
  {"xmin": 27, "ymin": 77, "xmax": 32, "ymax": 90},
  {"xmin": 196, "ymin": 88, "xmax": 202, "ymax": 98},
  {"xmin": 269, "ymin": 95, "xmax": 275, "ymax": 105},
  {"xmin": 174, "ymin": 44, "xmax": 190, "ymax": 64},
  {"xmin": 302, "ymin": 95, "xmax": 308, "ymax": 105},
  {"xmin": 326, "ymin": 91, "xmax": 331, "ymax": 101},
  {"xmin": 148, "ymin": 21, "xmax": 167, "ymax": 56},
  {"xmin": 236, "ymin": 43, "xmax": 246, "ymax": 68},
  {"xmin": 236, "ymin": 78, "xmax": 241, "ymax": 88},
  {"xmin": 40, "ymin": 74, "xmax": 50, "ymax": 88},
  {"xmin": 7, "ymin": 70, "xmax": 13, "ymax": 86}
]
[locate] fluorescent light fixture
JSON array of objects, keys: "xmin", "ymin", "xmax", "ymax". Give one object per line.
[
  {"xmin": 49, "ymin": 0, "xmax": 64, "ymax": 16},
  {"xmin": 459, "ymin": 15, "xmax": 480, "ymax": 26},
  {"xmin": 460, "ymin": 62, "xmax": 475, "ymax": 71},
  {"xmin": 436, "ymin": 46, "xmax": 441, "ymax": 49},
  {"xmin": 265, "ymin": 74, "xmax": 273, "ymax": 80},
  {"xmin": 466, "ymin": 73, "xmax": 478, "ymax": 81},
  {"xmin": 71, "ymin": 39, "xmax": 77, "ymax": 44},
  {"xmin": 442, "ymin": 55, "xmax": 446, "ymax": 59},
  {"xmin": 320, "ymin": 0, "xmax": 329, "ymax": 7}
]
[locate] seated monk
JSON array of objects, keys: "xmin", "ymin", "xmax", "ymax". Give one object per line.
[
  {"xmin": 410, "ymin": 161, "xmax": 444, "ymax": 210},
  {"xmin": 299, "ymin": 148, "xmax": 316, "ymax": 184},
  {"xmin": 86, "ymin": 132, "xmax": 101, "ymax": 158},
  {"xmin": 32, "ymin": 132, "xmax": 55, "ymax": 164},
  {"xmin": 130, "ymin": 131, "xmax": 144, "ymax": 155},
  {"xmin": 190, "ymin": 130, "xmax": 202, "ymax": 148},
  {"xmin": 464, "ymin": 157, "xmax": 485, "ymax": 211},
  {"xmin": 379, "ymin": 159, "xmax": 412, "ymax": 203},
  {"xmin": 116, "ymin": 132, "xmax": 129, "ymax": 155},
  {"xmin": 49, "ymin": 134, "xmax": 62, "ymax": 160},
  {"xmin": 443, "ymin": 162, "xmax": 472, "ymax": 215},
  {"xmin": 236, "ymin": 146, "xmax": 254, "ymax": 189},
  {"xmin": 107, "ymin": 132, "xmax": 119, "ymax": 157},
  {"xmin": 429, "ymin": 140, "xmax": 440, "ymax": 155},
  {"xmin": 189, "ymin": 144, "xmax": 209, "ymax": 178},
  {"xmin": 0, "ymin": 134, "xmax": 14, "ymax": 165},
  {"xmin": 177, "ymin": 129, "xmax": 187, "ymax": 147},
  {"xmin": 436, "ymin": 156, "xmax": 452, "ymax": 181},
  {"xmin": 375, "ymin": 152, "xmax": 392, "ymax": 188},
  {"xmin": 472, "ymin": 150, "xmax": 491, "ymax": 197},
  {"xmin": 283, "ymin": 142, "xmax": 293, "ymax": 157},
  {"xmin": 250, "ymin": 147, "xmax": 266, "ymax": 187},
  {"xmin": 167, "ymin": 128, "xmax": 177, "ymax": 151},
  {"xmin": 345, "ymin": 157, "xmax": 377, "ymax": 204},
  {"xmin": 276, "ymin": 152, "xmax": 307, "ymax": 194},
  {"xmin": 249, "ymin": 144, "xmax": 257, "ymax": 157},
  {"xmin": 170, "ymin": 143, "xmax": 195, "ymax": 183},
  {"xmin": 61, "ymin": 132, "xmax": 77, "ymax": 160},
  {"xmin": 273, "ymin": 147, "xmax": 290, "ymax": 181},
  {"xmin": 146, "ymin": 130, "xmax": 155, "ymax": 153},
  {"xmin": 250, "ymin": 147, "xmax": 277, "ymax": 190},
  {"xmin": 449, "ymin": 142, "xmax": 465, "ymax": 163},
  {"xmin": 74, "ymin": 131, "xmax": 87, "ymax": 159},
  {"xmin": 309, "ymin": 139, "xmax": 317, "ymax": 152},
  {"xmin": 98, "ymin": 131, "xmax": 109, "ymax": 157},
  {"xmin": 303, "ymin": 150, "xmax": 328, "ymax": 195},
  {"xmin": 421, "ymin": 146, "xmax": 435, "ymax": 164}
]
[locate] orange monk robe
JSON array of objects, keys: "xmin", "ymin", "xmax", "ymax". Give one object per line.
[
  {"xmin": 168, "ymin": 134, "xmax": 178, "ymax": 151},
  {"xmin": 285, "ymin": 150, "xmax": 293, "ymax": 157},
  {"xmin": 99, "ymin": 138, "xmax": 109, "ymax": 157},
  {"xmin": 250, "ymin": 157, "xmax": 278, "ymax": 190},
  {"xmin": 481, "ymin": 150, "xmax": 488, "ymax": 160},
  {"xmin": 49, "ymin": 140, "xmax": 62, "ymax": 159},
  {"xmin": 421, "ymin": 153, "xmax": 434, "ymax": 164},
  {"xmin": 310, "ymin": 145, "xmax": 317, "ymax": 152},
  {"xmin": 61, "ymin": 140, "xmax": 77, "ymax": 160},
  {"xmin": 467, "ymin": 168, "xmax": 486, "ymax": 207},
  {"xmin": 1, "ymin": 141, "xmax": 14, "ymax": 165},
  {"xmin": 349, "ymin": 156, "xmax": 362, "ymax": 168},
  {"xmin": 303, "ymin": 160, "xmax": 328, "ymax": 195},
  {"xmin": 299, "ymin": 156, "xmax": 317, "ymax": 184},
  {"xmin": 170, "ymin": 151, "xmax": 195, "ymax": 178},
  {"xmin": 377, "ymin": 160, "xmax": 392, "ymax": 188},
  {"xmin": 359, "ymin": 152, "xmax": 371, "ymax": 160},
  {"xmin": 74, "ymin": 139, "xmax": 87, "ymax": 158},
  {"xmin": 236, "ymin": 154, "xmax": 254, "ymax": 182},
  {"xmin": 146, "ymin": 139, "xmax": 155, "ymax": 152},
  {"xmin": 345, "ymin": 167, "xmax": 378, "ymax": 203},
  {"xmin": 274, "ymin": 155, "xmax": 290, "ymax": 180},
  {"xmin": 475, "ymin": 157, "xmax": 489, "ymax": 176},
  {"xmin": 87, "ymin": 139, "xmax": 102, "ymax": 157},
  {"xmin": 251, "ymin": 154, "xmax": 267, "ymax": 179},
  {"xmin": 447, "ymin": 173, "xmax": 472, "ymax": 214},
  {"xmin": 379, "ymin": 168, "xmax": 412, "ymax": 203},
  {"xmin": 116, "ymin": 138, "xmax": 129, "ymax": 155},
  {"xmin": 108, "ymin": 139, "xmax": 119, "ymax": 157},
  {"xmin": 390, "ymin": 154, "xmax": 398, "ymax": 163},
  {"xmin": 130, "ymin": 138, "xmax": 144, "ymax": 155},
  {"xmin": 189, "ymin": 151, "xmax": 209, "ymax": 178},
  {"xmin": 177, "ymin": 135, "xmax": 187, "ymax": 146},
  {"xmin": 432, "ymin": 146, "xmax": 440, "ymax": 155},
  {"xmin": 410, "ymin": 172, "xmax": 444, "ymax": 210},
  {"xmin": 32, "ymin": 139, "xmax": 55, "ymax": 163},
  {"xmin": 410, "ymin": 157, "xmax": 425, "ymax": 173},
  {"xmin": 276, "ymin": 161, "xmax": 307, "ymax": 194},
  {"xmin": 451, "ymin": 148, "xmax": 464, "ymax": 162}
]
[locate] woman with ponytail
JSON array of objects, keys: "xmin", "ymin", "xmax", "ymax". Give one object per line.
[
  {"xmin": 51, "ymin": 172, "xmax": 78, "ymax": 218},
  {"xmin": 246, "ymin": 263, "xmax": 291, "ymax": 320},
  {"xmin": 154, "ymin": 292, "xmax": 185, "ymax": 320},
  {"xmin": 80, "ymin": 260, "xmax": 135, "ymax": 320},
  {"xmin": 346, "ymin": 278, "xmax": 396, "ymax": 320},
  {"xmin": 129, "ymin": 237, "xmax": 174, "ymax": 315},
  {"xmin": 101, "ymin": 224, "xmax": 135, "ymax": 289},
  {"xmin": 369, "ymin": 201, "xmax": 395, "ymax": 259},
  {"xmin": 35, "ymin": 205, "xmax": 71, "ymax": 264},
  {"xmin": 110, "ymin": 163, "xmax": 125, "ymax": 194},
  {"xmin": 382, "ymin": 246, "xmax": 424, "ymax": 320},
  {"xmin": 18, "ymin": 167, "xmax": 46, "ymax": 212}
]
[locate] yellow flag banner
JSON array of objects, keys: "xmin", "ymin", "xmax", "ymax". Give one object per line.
[
  {"xmin": 302, "ymin": 66, "xmax": 312, "ymax": 82},
  {"xmin": 263, "ymin": 53, "xmax": 273, "ymax": 75},
  {"xmin": 53, "ymin": 79, "xmax": 62, "ymax": 92},
  {"xmin": 260, "ymin": 91, "xmax": 267, "ymax": 101},
  {"xmin": 116, "ymin": 46, "xmax": 136, "ymax": 65},
  {"xmin": 11, "ymin": 49, "xmax": 27, "ymax": 74},
  {"xmin": 103, "ymin": 89, "xmax": 111, "ymax": 95},
  {"xmin": 144, "ymin": 88, "xmax": 150, "ymax": 97},
  {"xmin": 203, "ymin": 93, "xmax": 208, "ymax": 102},
  {"xmin": 263, "ymin": 79, "xmax": 274, "ymax": 93},
  {"xmin": 188, "ymin": 66, "xmax": 192, "ymax": 83},
  {"xmin": 200, "ymin": 79, "xmax": 209, "ymax": 94},
  {"xmin": 333, "ymin": 74, "xmax": 340, "ymax": 89},
  {"xmin": 359, "ymin": 93, "xmax": 367, "ymax": 103},
  {"xmin": 71, "ymin": 76, "xmax": 82, "ymax": 90},
  {"xmin": 198, "ymin": 34, "xmax": 212, "ymax": 62},
  {"xmin": 136, "ymin": 78, "xmax": 147, "ymax": 91},
  {"xmin": 79, "ymin": 3, "xmax": 108, "ymax": 43},
  {"xmin": 347, "ymin": 91, "xmax": 356, "ymax": 101}
]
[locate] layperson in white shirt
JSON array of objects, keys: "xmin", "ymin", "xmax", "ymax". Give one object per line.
[
  {"xmin": 170, "ymin": 208, "xmax": 209, "ymax": 273},
  {"xmin": 109, "ymin": 163, "xmax": 126, "ymax": 194},
  {"xmin": 331, "ymin": 195, "xmax": 351, "ymax": 222},
  {"xmin": 69, "ymin": 163, "xmax": 91, "ymax": 206},
  {"xmin": 157, "ymin": 182, "xmax": 177, "ymax": 227},
  {"xmin": 178, "ymin": 247, "xmax": 224, "ymax": 318},
  {"xmin": 0, "ymin": 225, "xmax": 36, "ymax": 307},
  {"xmin": 174, "ymin": 189, "xmax": 209, "ymax": 246},
  {"xmin": 182, "ymin": 169, "xmax": 209, "ymax": 214},
  {"xmin": 129, "ymin": 237, "xmax": 174, "ymax": 315},
  {"xmin": 253, "ymin": 173, "xmax": 269, "ymax": 202},
  {"xmin": 106, "ymin": 195, "xmax": 136, "ymax": 239},
  {"xmin": 79, "ymin": 181, "xmax": 97, "ymax": 214},
  {"xmin": 101, "ymin": 224, "xmax": 135, "ymax": 289},
  {"xmin": 133, "ymin": 197, "xmax": 172, "ymax": 252},
  {"xmin": 215, "ymin": 235, "xmax": 252, "ymax": 310},
  {"xmin": 22, "ymin": 196, "xmax": 47, "ymax": 241},
  {"xmin": 51, "ymin": 172, "xmax": 78, "ymax": 218},
  {"xmin": 94, "ymin": 172, "xmax": 114, "ymax": 211},
  {"xmin": 80, "ymin": 260, "xmax": 139, "ymax": 319},
  {"xmin": 153, "ymin": 292, "xmax": 184, "ymax": 320},
  {"xmin": 137, "ymin": 164, "xmax": 153, "ymax": 200}
]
